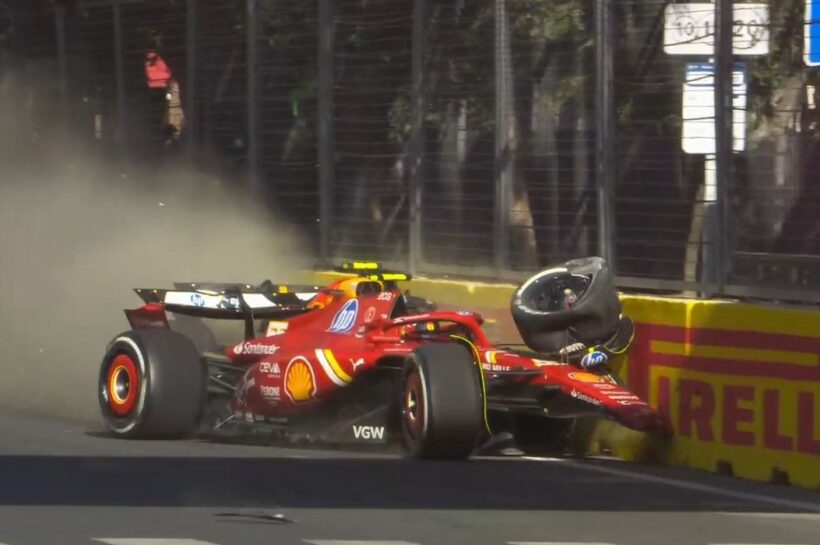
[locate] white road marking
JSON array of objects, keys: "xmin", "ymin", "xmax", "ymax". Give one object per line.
[
  {"xmin": 94, "ymin": 540, "xmax": 223, "ymax": 545},
  {"xmin": 718, "ymin": 512, "xmax": 820, "ymax": 521},
  {"xmin": 520, "ymin": 456, "xmax": 820, "ymax": 514},
  {"xmin": 508, "ymin": 542, "xmax": 615, "ymax": 545},
  {"xmin": 305, "ymin": 542, "xmax": 419, "ymax": 545}
]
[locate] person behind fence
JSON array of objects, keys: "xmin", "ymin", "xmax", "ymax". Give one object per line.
[{"xmin": 144, "ymin": 48, "xmax": 184, "ymax": 144}]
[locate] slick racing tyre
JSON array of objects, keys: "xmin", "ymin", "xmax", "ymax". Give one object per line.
[
  {"xmin": 98, "ymin": 329, "xmax": 206, "ymax": 439},
  {"xmin": 399, "ymin": 343, "xmax": 484, "ymax": 460}
]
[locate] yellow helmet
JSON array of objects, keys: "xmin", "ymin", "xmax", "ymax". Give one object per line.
[{"xmin": 306, "ymin": 277, "xmax": 383, "ymax": 310}]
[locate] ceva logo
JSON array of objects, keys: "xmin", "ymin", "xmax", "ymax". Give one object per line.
[{"xmin": 328, "ymin": 299, "xmax": 359, "ymax": 333}]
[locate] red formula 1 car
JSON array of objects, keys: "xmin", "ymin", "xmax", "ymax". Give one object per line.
[{"xmin": 97, "ymin": 257, "xmax": 667, "ymax": 459}]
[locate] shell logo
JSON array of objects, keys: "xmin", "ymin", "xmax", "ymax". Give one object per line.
[
  {"xmin": 568, "ymin": 372, "xmax": 606, "ymax": 383},
  {"xmin": 285, "ymin": 356, "xmax": 317, "ymax": 403}
]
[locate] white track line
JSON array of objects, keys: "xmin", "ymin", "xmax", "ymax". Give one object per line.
[
  {"xmin": 508, "ymin": 542, "xmax": 614, "ymax": 545},
  {"xmin": 718, "ymin": 512, "xmax": 820, "ymax": 520},
  {"xmin": 305, "ymin": 542, "xmax": 419, "ymax": 545},
  {"xmin": 521, "ymin": 456, "xmax": 820, "ymax": 513},
  {"xmin": 94, "ymin": 540, "xmax": 222, "ymax": 545}
]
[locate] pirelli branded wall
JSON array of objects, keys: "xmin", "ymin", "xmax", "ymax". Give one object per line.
[
  {"xmin": 310, "ymin": 271, "xmax": 820, "ymax": 490},
  {"xmin": 613, "ymin": 296, "xmax": 820, "ymax": 489}
]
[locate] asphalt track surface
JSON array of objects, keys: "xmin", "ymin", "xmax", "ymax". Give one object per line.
[{"xmin": 0, "ymin": 408, "xmax": 819, "ymax": 545}]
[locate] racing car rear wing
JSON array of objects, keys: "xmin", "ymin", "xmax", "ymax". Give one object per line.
[{"xmin": 128, "ymin": 282, "xmax": 322, "ymax": 339}]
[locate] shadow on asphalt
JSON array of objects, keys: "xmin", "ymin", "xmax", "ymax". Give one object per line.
[{"xmin": 0, "ymin": 449, "xmax": 814, "ymax": 512}]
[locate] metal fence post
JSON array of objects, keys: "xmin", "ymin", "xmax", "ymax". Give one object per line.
[
  {"xmin": 185, "ymin": 0, "xmax": 196, "ymax": 161},
  {"xmin": 112, "ymin": 0, "xmax": 126, "ymax": 148},
  {"xmin": 54, "ymin": 5, "xmax": 68, "ymax": 108},
  {"xmin": 714, "ymin": 0, "xmax": 734, "ymax": 296},
  {"xmin": 595, "ymin": 0, "xmax": 616, "ymax": 269},
  {"xmin": 246, "ymin": 0, "xmax": 259, "ymax": 194},
  {"xmin": 493, "ymin": 0, "xmax": 512, "ymax": 272},
  {"xmin": 408, "ymin": 0, "xmax": 426, "ymax": 275},
  {"xmin": 318, "ymin": 0, "xmax": 335, "ymax": 265}
]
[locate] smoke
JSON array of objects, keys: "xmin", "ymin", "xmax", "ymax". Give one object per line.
[{"xmin": 0, "ymin": 75, "xmax": 313, "ymax": 425}]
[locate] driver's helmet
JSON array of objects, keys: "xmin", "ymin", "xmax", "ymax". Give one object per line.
[
  {"xmin": 399, "ymin": 321, "xmax": 439, "ymax": 338},
  {"xmin": 307, "ymin": 277, "xmax": 384, "ymax": 310},
  {"xmin": 307, "ymin": 290, "xmax": 336, "ymax": 310}
]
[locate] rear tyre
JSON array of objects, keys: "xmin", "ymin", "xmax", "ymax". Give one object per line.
[
  {"xmin": 399, "ymin": 343, "xmax": 484, "ymax": 460},
  {"xmin": 98, "ymin": 329, "xmax": 206, "ymax": 439},
  {"xmin": 168, "ymin": 315, "xmax": 220, "ymax": 354}
]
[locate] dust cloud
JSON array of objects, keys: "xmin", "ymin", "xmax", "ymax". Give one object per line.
[{"xmin": 0, "ymin": 87, "xmax": 313, "ymax": 425}]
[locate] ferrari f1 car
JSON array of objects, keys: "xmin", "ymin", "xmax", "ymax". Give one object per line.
[{"xmin": 97, "ymin": 257, "xmax": 667, "ymax": 460}]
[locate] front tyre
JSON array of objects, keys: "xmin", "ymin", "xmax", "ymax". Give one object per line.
[
  {"xmin": 399, "ymin": 343, "xmax": 484, "ymax": 460},
  {"xmin": 98, "ymin": 329, "xmax": 206, "ymax": 439}
]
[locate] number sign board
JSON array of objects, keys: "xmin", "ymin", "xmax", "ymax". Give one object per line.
[
  {"xmin": 664, "ymin": 3, "xmax": 770, "ymax": 56},
  {"xmin": 682, "ymin": 63, "xmax": 748, "ymax": 155}
]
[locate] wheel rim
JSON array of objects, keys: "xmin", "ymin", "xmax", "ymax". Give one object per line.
[
  {"xmin": 403, "ymin": 370, "xmax": 425, "ymax": 441},
  {"xmin": 105, "ymin": 353, "xmax": 140, "ymax": 417}
]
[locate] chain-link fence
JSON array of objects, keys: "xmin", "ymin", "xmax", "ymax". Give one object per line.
[{"xmin": 4, "ymin": 0, "xmax": 820, "ymax": 304}]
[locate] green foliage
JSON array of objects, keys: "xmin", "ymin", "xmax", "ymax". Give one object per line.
[
  {"xmin": 215, "ymin": 0, "xmax": 814, "ymax": 164},
  {"xmin": 747, "ymin": 0, "xmax": 807, "ymax": 127},
  {"xmin": 510, "ymin": 0, "xmax": 585, "ymax": 40}
]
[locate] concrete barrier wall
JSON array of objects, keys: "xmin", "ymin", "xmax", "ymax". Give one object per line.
[
  {"xmin": 309, "ymin": 271, "xmax": 820, "ymax": 490},
  {"xmin": 614, "ymin": 296, "xmax": 820, "ymax": 489}
]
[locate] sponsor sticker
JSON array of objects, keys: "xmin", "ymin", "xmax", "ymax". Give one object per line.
[
  {"xmin": 618, "ymin": 399, "xmax": 647, "ymax": 406},
  {"xmin": 133, "ymin": 318, "xmax": 167, "ymax": 329},
  {"xmin": 352, "ymin": 425, "xmax": 386, "ymax": 440},
  {"xmin": 482, "ymin": 363, "xmax": 511, "ymax": 372},
  {"xmin": 533, "ymin": 359, "xmax": 563, "ymax": 367},
  {"xmin": 285, "ymin": 356, "xmax": 317, "ymax": 402},
  {"xmin": 350, "ymin": 357, "xmax": 365, "ymax": 370},
  {"xmin": 364, "ymin": 306, "xmax": 376, "ymax": 323},
  {"xmin": 260, "ymin": 385, "xmax": 281, "ymax": 400},
  {"xmin": 571, "ymin": 389, "xmax": 602, "ymax": 406},
  {"xmin": 234, "ymin": 342, "xmax": 280, "ymax": 356},
  {"xmin": 190, "ymin": 293, "xmax": 206, "ymax": 307},
  {"xmin": 581, "ymin": 350, "xmax": 609, "ymax": 369},
  {"xmin": 607, "ymin": 393, "xmax": 639, "ymax": 399},
  {"xmin": 265, "ymin": 321, "xmax": 289, "ymax": 336},
  {"xmin": 218, "ymin": 296, "xmax": 241, "ymax": 310},
  {"xmin": 593, "ymin": 383, "xmax": 618, "ymax": 389},
  {"xmin": 259, "ymin": 361, "xmax": 281, "ymax": 375},
  {"xmin": 569, "ymin": 372, "xmax": 606, "ymax": 383},
  {"xmin": 328, "ymin": 299, "xmax": 359, "ymax": 333}
]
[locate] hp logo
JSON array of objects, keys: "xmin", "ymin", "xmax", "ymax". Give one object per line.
[
  {"xmin": 328, "ymin": 299, "xmax": 359, "ymax": 333},
  {"xmin": 580, "ymin": 350, "xmax": 608, "ymax": 370}
]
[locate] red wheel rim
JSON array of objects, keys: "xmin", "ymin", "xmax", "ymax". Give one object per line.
[
  {"xmin": 106, "ymin": 353, "xmax": 139, "ymax": 416},
  {"xmin": 404, "ymin": 370, "xmax": 425, "ymax": 441}
]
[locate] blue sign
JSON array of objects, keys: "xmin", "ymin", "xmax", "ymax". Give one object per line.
[
  {"xmin": 807, "ymin": 1, "xmax": 820, "ymax": 66},
  {"xmin": 328, "ymin": 299, "xmax": 359, "ymax": 333},
  {"xmin": 190, "ymin": 293, "xmax": 205, "ymax": 307}
]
